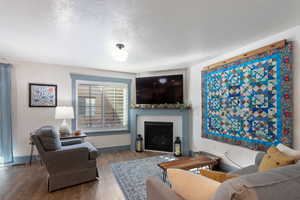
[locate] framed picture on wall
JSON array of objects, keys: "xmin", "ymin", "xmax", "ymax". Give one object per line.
[{"xmin": 29, "ymin": 83, "xmax": 57, "ymax": 107}]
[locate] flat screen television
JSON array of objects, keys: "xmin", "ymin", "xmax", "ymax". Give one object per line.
[{"xmin": 136, "ymin": 74, "xmax": 183, "ymax": 104}]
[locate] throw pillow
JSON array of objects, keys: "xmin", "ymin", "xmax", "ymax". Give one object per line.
[
  {"xmin": 258, "ymin": 146, "xmax": 295, "ymax": 172},
  {"xmin": 200, "ymin": 169, "xmax": 239, "ymax": 183},
  {"xmin": 36, "ymin": 125, "xmax": 61, "ymax": 151},
  {"xmin": 276, "ymin": 143, "xmax": 300, "ymax": 160},
  {"xmin": 167, "ymin": 169, "xmax": 220, "ymax": 200}
]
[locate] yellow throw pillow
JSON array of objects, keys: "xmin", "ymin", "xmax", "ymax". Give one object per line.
[
  {"xmin": 258, "ymin": 146, "xmax": 295, "ymax": 172},
  {"xmin": 200, "ymin": 169, "xmax": 239, "ymax": 183},
  {"xmin": 167, "ymin": 169, "xmax": 220, "ymax": 200}
]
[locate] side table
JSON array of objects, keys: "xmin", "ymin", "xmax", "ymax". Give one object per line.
[{"xmin": 60, "ymin": 133, "xmax": 87, "ymax": 142}]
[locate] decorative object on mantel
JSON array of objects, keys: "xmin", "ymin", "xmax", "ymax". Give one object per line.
[
  {"xmin": 136, "ymin": 134, "xmax": 144, "ymax": 152},
  {"xmin": 131, "ymin": 103, "xmax": 191, "ymax": 110},
  {"xmin": 174, "ymin": 137, "xmax": 182, "ymax": 157},
  {"xmin": 202, "ymin": 40, "xmax": 293, "ymax": 151},
  {"xmin": 55, "ymin": 106, "xmax": 74, "ymax": 135},
  {"xmin": 29, "ymin": 83, "xmax": 57, "ymax": 107}
]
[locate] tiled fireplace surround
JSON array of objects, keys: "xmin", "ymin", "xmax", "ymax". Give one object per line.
[{"xmin": 130, "ymin": 109, "xmax": 190, "ymax": 155}]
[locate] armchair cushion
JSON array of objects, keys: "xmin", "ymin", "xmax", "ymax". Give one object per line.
[
  {"xmin": 36, "ymin": 126, "xmax": 61, "ymax": 151},
  {"xmin": 61, "ymin": 142, "xmax": 98, "ymax": 160}
]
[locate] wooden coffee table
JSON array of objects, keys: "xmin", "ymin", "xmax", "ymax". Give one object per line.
[{"xmin": 158, "ymin": 156, "xmax": 220, "ymax": 182}]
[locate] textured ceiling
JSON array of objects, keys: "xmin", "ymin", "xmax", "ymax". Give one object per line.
[{"xmin": 0, "ymin": 0, "xmax": 299, "ymax": 72}]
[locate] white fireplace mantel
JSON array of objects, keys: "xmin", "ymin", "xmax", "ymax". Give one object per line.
[{"xmin": 130, "ymin": 109, "xmax": 190, "ymax": 155}]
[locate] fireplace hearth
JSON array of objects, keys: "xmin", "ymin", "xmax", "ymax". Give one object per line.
[{"xmin": 144, "ymin": 121, "xmax": 173, "ymax": 152}]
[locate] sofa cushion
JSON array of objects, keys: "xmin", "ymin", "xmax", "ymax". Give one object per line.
[
  {"xmin": 255, "ymin": 152, "xmax": 266, "ymax": 167},
  {"xmin": 231, "ymin": 165, "xmax": 258, "ymax": 175},
  {"xmin": 200, "ymin": 169, "xmax": 239, "ymax": 183},
  {"xmin": 167, "ymin": 169, "xmax": 220, "ymax": 200},
  {"xmin": 277, "ymin": 143, "xmax": 300, "ymax": 160},
  {"xmin": 258, "ymin": 146, "xmax": 295, "ymax": 172},
  {"xmin": 36, "ymin": 126, "xmax": 61, "ymax": 151},
  {"xmin": 61, "ymin": 142, "xmax": 98, "ymax": 160}
]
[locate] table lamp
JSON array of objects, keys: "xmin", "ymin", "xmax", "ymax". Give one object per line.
[{"xmin": 55, "ymin": 106, "xmax": 74, "ymax": 135}]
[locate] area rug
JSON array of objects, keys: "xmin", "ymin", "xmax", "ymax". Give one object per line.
[{"xmin": 111, "ymin": 155, "xmax": 176, "ymax": 200}]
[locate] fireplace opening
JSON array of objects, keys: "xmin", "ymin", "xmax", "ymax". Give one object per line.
[{"xmin": 144, "ymin": 121, "xmax": 173, "ymax": 152}]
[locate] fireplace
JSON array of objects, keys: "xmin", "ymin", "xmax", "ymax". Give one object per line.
[{"xmin": 144, "ymin": 121, "xmax": 173, "ymax": 152}]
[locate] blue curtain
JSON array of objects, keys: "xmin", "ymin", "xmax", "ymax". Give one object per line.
[{"xmin": 0, "ymin": 63, "xmax": 13, "ymax": 164}]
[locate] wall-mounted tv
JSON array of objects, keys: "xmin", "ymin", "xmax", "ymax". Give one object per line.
[{"xmin": 136, "ymin": 74, "xmax": 183, "ymax": 104}]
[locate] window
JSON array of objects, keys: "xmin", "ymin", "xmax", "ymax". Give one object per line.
[
  {"xmin": 76, "ymin": 81, "xmax": 128, "ymax": 132},
  {"xmin": 78, "ymin": 97, "xmax": 96, "ymax": 116}
]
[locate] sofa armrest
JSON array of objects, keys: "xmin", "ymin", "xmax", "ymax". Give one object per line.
[
  {"xmin": 146, "ymin": 177, "xmax": 184, "ymax": 200},
  {"xmin": 61, "ymin": 138, "xmax": 82, "ymax": 146},
  {"xmin": 45, "ymin": 147, "xmax": 91, "ymax": 173}
]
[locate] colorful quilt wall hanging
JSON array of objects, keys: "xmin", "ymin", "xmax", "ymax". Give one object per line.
[{"xmin": 202, "ymin": 42, "xmax": 293, "ymax": 151}]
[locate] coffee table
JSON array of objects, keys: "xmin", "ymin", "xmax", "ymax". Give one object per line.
[{"xmin": 158, "ymin": 156, "xmax": 220, "ymax": 182}]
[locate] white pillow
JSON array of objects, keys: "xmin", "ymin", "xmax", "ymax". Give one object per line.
[
  {"xmin": 167, "ymin": 169, "xmax": 220, "ymax": 200},
  {"xmin": 276, "ymin": 143, "xmax": 300, "ymax": 160}
]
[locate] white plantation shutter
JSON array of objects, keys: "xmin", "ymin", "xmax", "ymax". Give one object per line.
[{"xmin": 76, "ymin": 81, "xmax": 128, "ymax": 131}]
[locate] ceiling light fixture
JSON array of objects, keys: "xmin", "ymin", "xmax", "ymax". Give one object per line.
[{"xmin": 112, "ymin": 43, "xmax": 128, "ymax": 62}]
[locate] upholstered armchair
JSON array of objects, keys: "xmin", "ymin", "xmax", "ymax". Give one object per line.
[{"xmin": 31, "ymin": 126, "xmax": 99, "ymax": 192}]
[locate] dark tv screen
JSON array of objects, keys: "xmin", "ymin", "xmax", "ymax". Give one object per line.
[{"xmin": 136, "ymin": 74, "xmax": 183, "ymax": 104}]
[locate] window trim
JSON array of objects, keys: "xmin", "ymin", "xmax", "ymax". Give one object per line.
[
  {"xmin": 75, "ymin": 80, "xmax": 129, "ymax": 132},
  {"xmin": 71, "ymin": 74, "xmax": 131, "ymax": 136}
]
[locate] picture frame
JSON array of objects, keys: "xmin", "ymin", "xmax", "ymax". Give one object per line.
[{"xmin": 29, "ymin": 83, "xmax": 57, "ymax": 107}]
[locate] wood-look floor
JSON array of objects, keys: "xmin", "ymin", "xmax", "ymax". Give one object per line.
[{"xmin": 0, "ymin": 150, "xmax": 161, "ymax": 200}]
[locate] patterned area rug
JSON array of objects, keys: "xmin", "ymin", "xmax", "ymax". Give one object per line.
[{"xmin": 111, "ymin": 155, "xmax": 176, "ymax": 200}]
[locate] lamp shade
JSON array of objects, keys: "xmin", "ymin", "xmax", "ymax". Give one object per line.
[{"xmin": 55, "ymin": 106, "xmax": 74, "ymax": 119}]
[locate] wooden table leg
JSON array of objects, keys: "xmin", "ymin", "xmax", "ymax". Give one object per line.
[
  {"xmin": 29, "ymin": 143, "xmax": 34, "ymax": 166},
  {"xmin": 162, "ymin": 171, "xmax": 167, "ymax": 182}
]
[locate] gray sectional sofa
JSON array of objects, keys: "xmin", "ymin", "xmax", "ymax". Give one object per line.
[{"xmin": 146, "ymin": 152, "xmax": 300, "ymax": 200}]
